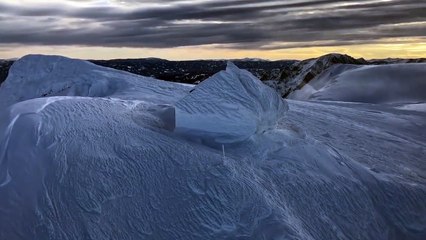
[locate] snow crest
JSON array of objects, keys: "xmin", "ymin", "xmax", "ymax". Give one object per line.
[{"xmin": 174, "ymin": 62, "xmax": 288, "ymax": 144}]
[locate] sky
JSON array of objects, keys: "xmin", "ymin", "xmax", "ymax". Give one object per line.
[{"xmin": 0, "ymin": 0, "xmax": 425, "ymax": 60}]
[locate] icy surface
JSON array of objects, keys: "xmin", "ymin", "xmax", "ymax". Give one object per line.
[
  {"xmin": 0, "ymin": 55, "xmax": 425, "ymax": 239},
  {"xmin": 174, "ymin": 62, "xmax": 288, "ymax": 144},
  {"xmin": 289, "ymin": 63, "xmax": 426, "ymax": 104}
]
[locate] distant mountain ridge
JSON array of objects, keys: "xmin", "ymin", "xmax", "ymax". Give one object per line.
[
  {"xmin": 90, "ymin": 58, "xmax": 294, "ymax": 84},
  {"xmin": 369, "ymin": 58, "xmax": 426, "ymax": 64}
]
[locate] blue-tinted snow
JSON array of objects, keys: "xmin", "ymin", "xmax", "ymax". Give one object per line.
[
  {"xmin": 0, "ymin": 55, "xmax": 425, "ymax": 239},
  {"xmin": 174, "ymin": 62, "xmax": 288, "ymax": 144}
]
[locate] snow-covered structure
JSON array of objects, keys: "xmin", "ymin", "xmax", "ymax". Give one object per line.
[{"xmin": 0, "ymin": 55, "xmax": 425, "ymax": 240}]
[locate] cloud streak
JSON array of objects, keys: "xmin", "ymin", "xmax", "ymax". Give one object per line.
[{"xmin": 0, "ymin": 0, "xmax": 425, "ymax": 50}]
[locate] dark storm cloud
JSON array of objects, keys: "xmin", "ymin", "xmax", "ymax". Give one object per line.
[{"xmin": 0, "ymin": 0, "xmax": 425, "ymax": 49}]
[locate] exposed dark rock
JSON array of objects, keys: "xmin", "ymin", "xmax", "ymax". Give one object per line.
[
  {"xmin": 0, "ymin": 60, "xmax": 14, "ymax": 86},
  {"xmin": 273, "ymin": 54, "xmax": 368, "ymax": 97}
]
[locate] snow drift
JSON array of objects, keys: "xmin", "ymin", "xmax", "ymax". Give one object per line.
[
  {"xmin": 0, "ymin": 54, "xmax": 191, "ymax": 109},
  {"xmin": 0, "ymin": 55, "xmax": 425, "ymax": 240},
  {"xmin": 289, "ymin": 63, "xmax": 426, "ymax": 104},
  {"xmin": 174, "ymin": 62, "xmax": 288, "ymax": 144}
]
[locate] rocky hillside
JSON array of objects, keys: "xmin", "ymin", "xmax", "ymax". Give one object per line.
[{"xmin": 266, "ymin": 54, "xmax": 368, "ymax": 97}]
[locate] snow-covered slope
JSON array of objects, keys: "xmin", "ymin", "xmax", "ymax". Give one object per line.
[
  {"xmin": 0, "ymin": 55, "xmax": 191, "ymax": 109},
  {"xmin": 289, "ymin": 63, "xmax": 426, "ymax": 104},
  {"xmin": 0, "ymin": 55, "xmax": 425, "ymax": 240}
]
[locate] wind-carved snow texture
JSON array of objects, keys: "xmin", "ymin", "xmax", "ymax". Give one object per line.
[
  {"xmin": 174, "ymin": 62, "xmax": 288, "ymax": 144},
  {"xmin": 0, "ymin": 55, "xmax": 425, "ymax": 240}
]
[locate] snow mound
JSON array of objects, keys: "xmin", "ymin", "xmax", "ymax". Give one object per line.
[
  {"xmin": 0, "ymin": 55, "xmax": 192, "ymax": 109},
  {"xmin": 289, "ymin": 63, "xmax": 426, "ymax": 104},
  {"xmin": 174, "ymin": 62, "xmax": 288, "ymax": 144}
]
